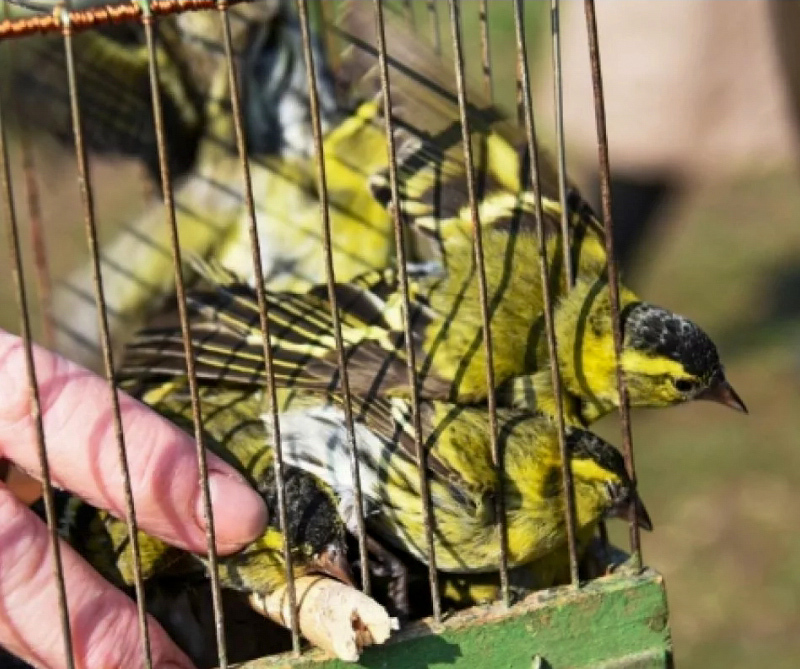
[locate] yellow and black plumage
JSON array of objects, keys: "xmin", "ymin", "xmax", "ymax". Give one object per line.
[
  {"xmin": 269, "ymin": 389, "xmax": 652, "ymax": 603},
  {"xmin": 111, "ymin": 2, "xmax": 747, "ymax": 425},
  {"xmin": 334, "ymin": 2, "xmax": 607, "ymax": 271},
  {"xmin": 120, "ymin": 261, "xmax": 746, "ymax": 433}
]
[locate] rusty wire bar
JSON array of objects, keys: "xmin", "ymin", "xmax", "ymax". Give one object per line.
[
  {"xmin": 583, "ymin": 0, "xmax": 642, "ymax": 568},
  {"xmin": 425, "ymin": 0, "xmax": 440, "ymax": 54},
  {"xmin": 0, "ymin": 0, "xmax": 248, "ymax": 38},
  {"xmin": 512, "ymin": 0, "xmax": 580, "ymax": 586},
  {"xmin": 446, "ymin": 0, "xmax": 510, "ymax": 607},
  {"xmin": 0, "ymin": 49, "xmax": 76, "ymax": 669},
  {"xmin": 295, "ymin": 0, "xmax": 373, "ymax": 597},
  {"xmin": 372, "ymin": 0, "xmax": 442, "ymax": 625},
  {"xmin": 550, "ymin": 0, "xmax": 572, "ymax": 291},
  {"xmin": 216, "ymin": 0, "xmax": 302, "ymax": 652},
  {"xmin": 139, "ymin": 3, "xmax": 230, "ymax": 665},
  {"xmin": 478, "ymin": 0, "xmax": 492, "ymax": 101},
  {"xmin": 60, "ymin": 7, "xmax": 155, "ymax": 664}
]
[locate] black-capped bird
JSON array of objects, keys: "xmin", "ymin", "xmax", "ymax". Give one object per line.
[
  {"xmin": 269, "ymin": 389, "xmax": 652, "ymax": 611},
  {"xmin": 115, "ymin": 4, "xmax": 746, "ymax": 425},
  {"xmin": 120, "ymin": 260, "xmax": 746, "ymax": 432}
]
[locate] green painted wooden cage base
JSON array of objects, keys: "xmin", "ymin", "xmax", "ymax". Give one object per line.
[{"xmin": 236, "ymin": 569, "xmax": 672, "ymax": 669}]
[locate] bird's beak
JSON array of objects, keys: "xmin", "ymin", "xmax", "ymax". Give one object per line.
[
  {"xmin": 631, "ymin": 493, "xmax": 653, "ymax": 532},
  {"xmin": 310, "ymin": 544, "xmax": 355, "ymax": 587},
  {"xmin": 609, "ymin": 491, "xmax": 653, "ymax": 531},
  {"xmin": 697, "ymin": 378, "xmax": 748, "ymax": 414}
]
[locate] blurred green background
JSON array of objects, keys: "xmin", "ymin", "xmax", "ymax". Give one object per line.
[{"xmin": 2, "ymin": 2, "xmax": 799, "ymax": 667}]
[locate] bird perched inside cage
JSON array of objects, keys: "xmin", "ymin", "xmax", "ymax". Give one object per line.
[
  {"xmin": 131, "ymin": 245, "xmax": 746, "ymax": 435},
  {"xmin": 36, "ymin": 377, "xmax": 394, "ymax": 663},
  {"xmin": 273, "ymin": 390, "xmax": 652, "ymax": 613},
  {"xmin": 9, "ymin": 0, "xmax": 396, "ymax": 372}
]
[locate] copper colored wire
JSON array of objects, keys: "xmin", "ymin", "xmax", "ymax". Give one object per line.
[
  {"xmin": 372, "ymin": 0, "xmax": 443, "ymax": 625},
  {"xmin": 216, "ymin": 0, "xmax": 301, "ymax": 652},
  {"xmin": 61, "ymin": 6, "xmax": 155, "ymax": 664},
  {"xmin": 139, "ymin": 3, "xmax": 230, "ymax": 664},
  {"xmin": 512, "ymin": 0, "xmax": 580, "ymax": 586},
  {"xmin": 295, "ymin": 0, "xmax": 373, "ymax": 599},
  {"xmin": 446, "ymin": 0, "xmax": 510, "ymax": 607},
  {"xmin": 584, "ymin": 0, "xmax": 642, "ymax": 568}
]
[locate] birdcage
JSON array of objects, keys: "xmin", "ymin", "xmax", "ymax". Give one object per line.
[{"xmin": 0, "ymin": 1, "xmax": 673, "ymax": 667}]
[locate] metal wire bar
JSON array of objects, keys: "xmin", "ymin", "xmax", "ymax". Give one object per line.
[
  {"xmin": 583, "ymin": 0, "xmax": 641, "ymax": 568},
  {"xmin": 295, "ymin": 0, "xmax": 373, "ymax": 597},
  {"xmin": 140, "ymin": 4, "xmax": 230, "ymax": 665},
  {"xmin": 549, "ymin": 0, "xmax": 609, "ymax": 568},
  {"xmin": 60, "ymin": 7, "xmax": 155, "ymax": 664},
  {"xmin": 550, "ymin": 0, "xmax": 572, "ymax": 291},
  {"xmin": 478, "ymin": 0, "xmax": 492, "ymax": 101},
  {"xmin": 0, "ymin": 51, "xmax": 76, "ymax": 669},
  {"xmin": 446, "ymin": 0, "xmax": 510, "ymax": 607},
  {"xmin": 372, "ymin": 0, "xmax": 442, "ymax": 625},
  {"xmin": 0, "ymin": 0, "xmax": 247, "ymax": 38},
  {"xmin": 512, "ymin": 0, "xmax": 580, "ymax": 586},
  {"xmin": 425, "ymin": 0, "xmax": 440, "ymax": 54},
  {"xmin": 216, "ymin": 0, "xmax": 301, "ymax": 652}
]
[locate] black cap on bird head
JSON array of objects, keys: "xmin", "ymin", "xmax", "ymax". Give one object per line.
[
  {"xmin": 565, "ymin": 429, "xmax": 653, "ymax": 531},
  {"xmin": 621, "ymin": 303, "xmax": 747, "ymax": 414},
  {"xmin": 275, "ymin": 468, "xmax": 354, "ymax": 586}
]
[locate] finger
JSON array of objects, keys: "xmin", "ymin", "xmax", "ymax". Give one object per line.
[
  {"xmin": 0, "ymin": 485, "xmax": 195, "ymax": 669},
  {"xmin": 0, "ymin": 331, "xmax": 267, "ymax": 554}
]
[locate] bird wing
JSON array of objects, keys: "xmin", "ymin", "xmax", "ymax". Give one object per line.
[{"xmin": 118, "ymin": 270, "xmax": 448, "ymax": 398}]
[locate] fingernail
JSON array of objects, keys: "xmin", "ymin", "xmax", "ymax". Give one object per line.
[{"xmin": 195, "ymin": 470, "xmax": 268, "ymax": 551}]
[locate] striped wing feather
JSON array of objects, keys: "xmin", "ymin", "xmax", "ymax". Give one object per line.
[{"xmin": 118, "ymin": 275, "xmax": 443, "ymax": 398}]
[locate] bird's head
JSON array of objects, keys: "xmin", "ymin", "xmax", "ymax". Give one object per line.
[
  {"xmin": 556, "ymin": 278, "xmax": 747, "ymax": 421},
  {"xmin": 619, "ymin": 302, "xmax": 747, "ymax": 414},
  {"xmin": 308, "ymin": 541, "xmax": 355, "ymax": 587},
  {"xmin": 280, "ymin": 469, "xmax": 355, "ymax": 587},
  {"xmin": 566, "ymin": 429, "xmax": 652, "ymax": 532}
]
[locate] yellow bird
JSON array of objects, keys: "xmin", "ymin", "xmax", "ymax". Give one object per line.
[
  {"xmin": 264, "ymin": 388, "xmax": 651, "ymax": 614},
  {"xmin": 121, "ymin": 261, "xmax": 746, "ymax": 433}
]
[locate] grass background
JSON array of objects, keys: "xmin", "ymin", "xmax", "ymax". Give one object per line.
[{"xmin": 2, "ymin": 2, "xmax": 799, "ymax": 667}]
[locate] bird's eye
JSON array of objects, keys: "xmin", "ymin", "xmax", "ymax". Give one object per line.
[{"xmin": 673, "ymin": 378, "xmax": 696, "ymax": 393}]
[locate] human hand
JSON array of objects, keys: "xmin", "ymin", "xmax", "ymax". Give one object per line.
[{"xmin": 0, "ymin": 330, "xmax": 268, "ymax": 668}]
